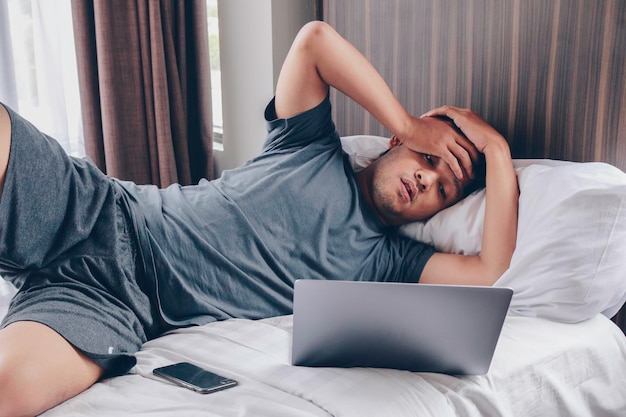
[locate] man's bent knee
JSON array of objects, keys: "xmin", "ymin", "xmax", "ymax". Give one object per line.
[{"xmin": 0, "ymin": 321, "xmax": 102, "ymax": 417}]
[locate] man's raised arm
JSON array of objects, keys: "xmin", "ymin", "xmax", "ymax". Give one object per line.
[
  {"xmin": 274, "ymin": 21, "xmax": 474, "ymax": 180},
  {"xmin": 420, "ymin": 106, "xmax": 519, "ymax": 286}
]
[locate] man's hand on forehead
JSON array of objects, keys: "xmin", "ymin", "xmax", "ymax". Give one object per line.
[
  {"xmin": 421, "ymin": 106, "xmax": 504, "ymax": 156},
  {"xmin": 433, "ymin": 115, "xmax": 481, "ymax": 174},
  {"xmin": 397, "ymin": 115, "xmax": 478, "ymax": 181}
]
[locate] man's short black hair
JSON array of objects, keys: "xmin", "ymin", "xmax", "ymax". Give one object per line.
[{"xmin": 463, "ymin": 152, "xmax": 486, "ymax": 198}]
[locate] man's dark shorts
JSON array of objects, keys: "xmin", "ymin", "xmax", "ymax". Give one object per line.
[{"xmin": 0, "ymin": 104, "xmax": 162, "ymax": 378}]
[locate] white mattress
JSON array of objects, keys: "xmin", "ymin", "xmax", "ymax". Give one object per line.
[{"xmin": 24, "ymin": 308, "xmax": 623, "ymax": 417}]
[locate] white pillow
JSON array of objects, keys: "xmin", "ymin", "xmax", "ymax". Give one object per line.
[{"xmin": 341, "ymin": 135, "xmax": 626, "ymax": 323}]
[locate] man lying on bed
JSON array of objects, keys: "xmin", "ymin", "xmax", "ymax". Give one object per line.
[{"xmin": 0, "ymin": 21, "xmax": 517, "ymax": 416}]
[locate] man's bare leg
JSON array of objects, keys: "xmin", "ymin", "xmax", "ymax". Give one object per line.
[
  {"xmin": 0, "ymin": 104, "xmax": 11, "ymax": 196},
  {"xmin": 0, "ymin": 322, "xmax": 103, "ymax": 417}
]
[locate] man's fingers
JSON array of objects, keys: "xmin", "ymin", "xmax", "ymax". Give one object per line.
[
  {"xmin": 427, "ymin": 107, "xmax": 478, "ymax": 179},
  {"xmin": 450, "ymin": 142, "xmax": 475, "ymax": 179},
  {"xmin": 454, "ymin": 136, "xmax": 480, "ymax": 177},
  {"xmin": 440, "ymin": 150, "xmax": 464, "ymax": 180},
  {"xmin": 424, "ymin": 105, "xmax": 488, "ymax": 158},
  {"xmin": 421, "ymin": 105, "xmax": 457, "ymax": 119}
]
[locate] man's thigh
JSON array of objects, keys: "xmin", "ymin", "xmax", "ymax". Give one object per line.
[{"xmin": 0, "ymin": 321, "xmax": 102, "ymax": 417}]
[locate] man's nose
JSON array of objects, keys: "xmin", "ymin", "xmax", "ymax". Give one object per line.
[{"xmin": 415, "ymin": 169, "xmax": 437, "ymax": 191}]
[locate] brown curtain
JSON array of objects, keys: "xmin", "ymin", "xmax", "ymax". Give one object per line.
[{"xmin": 71, "ymin": 0, "xmax": 214, "ymax": 187}]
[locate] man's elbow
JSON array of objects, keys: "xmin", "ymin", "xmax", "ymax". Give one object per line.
[{"xmin": 481, "ymin": 257, "xmax": 514, "ymax": 286}]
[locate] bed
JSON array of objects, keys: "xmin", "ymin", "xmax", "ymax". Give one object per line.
[
  {"xmin": 2, "ymin": 278, "xmax": 626, "ymax": 416},
  {"xmin": 27, "ymin": 315, "xmax": 626, "ymax": 416},
  {"xmin": 3, "ymin": 0, "xmax": 626, "ymax": 415}
]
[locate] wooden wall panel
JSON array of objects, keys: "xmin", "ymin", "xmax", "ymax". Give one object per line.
[
  {"xmin": 323, "ymin": 0, "xmax": 626, "ymax": 171},
  {"xmin": 323, "ymin": 0, "xmax": 626, "ymax": 333}
]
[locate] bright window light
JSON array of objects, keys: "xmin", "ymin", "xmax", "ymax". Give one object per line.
[{"xmin": 207, "ymin": 0, "xmax": 223, "ymax": 146}]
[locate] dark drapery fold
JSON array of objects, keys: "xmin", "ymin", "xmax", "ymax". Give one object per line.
[{"xmin": 71, "ymin": 0, "xmax": 214, "ymax": 187}]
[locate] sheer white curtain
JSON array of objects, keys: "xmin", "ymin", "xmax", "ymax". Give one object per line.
[{"xmin": 0, "ymin": 0, "xmax": 84, "ymax": 157}]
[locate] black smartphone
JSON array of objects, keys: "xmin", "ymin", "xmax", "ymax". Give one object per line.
[{"xmin": 153, "ymin": 362, "xmax": 238, "ymax": 394}]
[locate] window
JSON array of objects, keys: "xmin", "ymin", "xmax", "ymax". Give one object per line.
[
  {"xmin": 0, "ymin": 0, "xmax": 84, "ymax": 157},
  {"xmin": 1, "ymin": 1, "xmax": 223, "ymax": 155},
  {"xmin": 206, "ymin": 0, "xmax": 223, "ymax": 148}
]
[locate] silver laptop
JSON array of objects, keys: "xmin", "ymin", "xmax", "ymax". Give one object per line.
[{"xmin": 291, "ymin": 280, "xmax": 513, "ymax": 375}]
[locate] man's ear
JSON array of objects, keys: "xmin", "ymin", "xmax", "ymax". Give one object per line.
[{"xmin": 389, "ymin": 135, "xmax": 402, "ymax": 148}]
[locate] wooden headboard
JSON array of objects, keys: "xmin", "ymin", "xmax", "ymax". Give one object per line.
[{"xmin": 322, "ymin": 0, "xmax": 626, "ymax": 333}]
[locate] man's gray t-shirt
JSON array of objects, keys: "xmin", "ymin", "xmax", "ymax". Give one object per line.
[{"xmin": 117, "ymin": 95, "xmax": 435, "ymax": 327}]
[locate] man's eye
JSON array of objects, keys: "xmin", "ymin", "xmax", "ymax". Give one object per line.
[{"xmin": 439, "ymin": 184, "xmax": 447, "ymax": 199}]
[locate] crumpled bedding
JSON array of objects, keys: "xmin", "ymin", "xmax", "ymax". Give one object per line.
[{"xmin": 32, "ymin": 312, "xmax": 626, "ymax": 417}]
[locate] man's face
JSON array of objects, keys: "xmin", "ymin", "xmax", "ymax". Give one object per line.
[{"xmin": 361, "ymin": 130, "xmax": 474, "ymax": 226}]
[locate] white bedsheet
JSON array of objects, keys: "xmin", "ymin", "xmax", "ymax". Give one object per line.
[{"xmin": 30, "ymin": 311, "xmax": 625, "ymax": 417}]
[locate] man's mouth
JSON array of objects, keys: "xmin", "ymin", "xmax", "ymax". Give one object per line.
[{"xmin": 401, "ymin": 178, "xmax": 416, "ymax": 202}]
